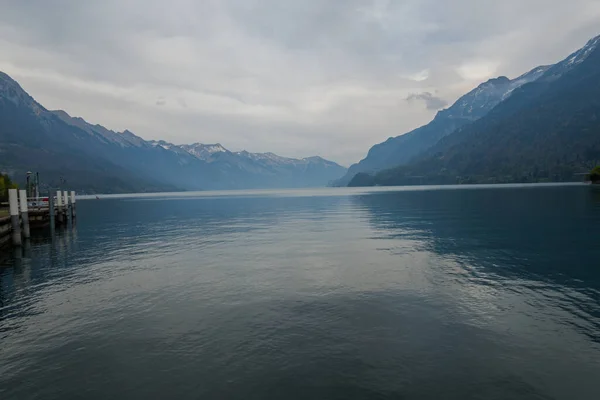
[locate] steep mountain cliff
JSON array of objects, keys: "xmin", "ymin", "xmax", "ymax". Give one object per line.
[
  {"xmin": 349, "ymin": 34, "xmax": 600, "ymax": 186},
  {"xmin": 335, "ymin": 65, "xmax": 550, "ymax": 186}
]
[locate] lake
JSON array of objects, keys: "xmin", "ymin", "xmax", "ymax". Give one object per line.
[{"xmin": 1, "ymin": 184, "xmax": 599, "ymax": 399}]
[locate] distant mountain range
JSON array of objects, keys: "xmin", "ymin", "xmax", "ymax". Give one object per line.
[
  {"xmin": 0, "ymin": 73, "xmax": 346, "ymax": 193},
  {"xmin": 341, "ymin": 34, "xmax": 600, "ymax": 187},
  {"xmin": 3, "ymin": 33, "xmax": 598, "ymax": 193}
]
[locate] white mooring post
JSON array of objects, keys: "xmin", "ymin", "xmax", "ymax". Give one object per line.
[
  {"xmin": 48, "ymin": 193, "xmax": 55, "ymax": 231},
  {"xmin": 8, "ymin": 189, "xmax": 21, "ymax": 246},
  {"xmin": 56, "ymin": 190, "xmax": 64, "ymax": 225},
  {"xmin": 70, "ymin": 191, "xmax": 76, "ymax": 219},
  {"xmin": 63, "ymin": 191, "xmax": 69, "ymax": 221},
  {"xmin": 19, "ymin": 189, "xmax": 30, "ymax": 239}
]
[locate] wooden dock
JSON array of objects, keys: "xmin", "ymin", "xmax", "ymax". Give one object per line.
[{"xmin": 0, "ymin": 190, "xmax": 77, "ymax": 249}]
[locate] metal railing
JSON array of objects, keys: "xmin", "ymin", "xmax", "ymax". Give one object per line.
[{"xmin": 27, "ymin": 196, "xmax": 50, "ymax": 209}]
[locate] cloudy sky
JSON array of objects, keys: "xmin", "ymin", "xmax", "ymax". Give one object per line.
[{"xmin": 1, "ymin": 0, "xmax": 599, "ymax": 165}]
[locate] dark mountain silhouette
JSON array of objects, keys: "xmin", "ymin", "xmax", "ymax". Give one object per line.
[{"xmin": 349, "ymin": 34, "xmax": 600, "ymax": 187}]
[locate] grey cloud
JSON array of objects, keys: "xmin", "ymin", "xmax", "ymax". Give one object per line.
[
  {"xmin": 406, "ymin": 92, "xmax": 448, "ymax": 110},
  {"xmin": 0, "ymin": 0, "xmax": 599, "ymax": 165}
]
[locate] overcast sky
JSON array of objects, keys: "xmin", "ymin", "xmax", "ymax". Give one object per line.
[{"xmin": 1, "ymin": 0, "xmax": 599, "ymax": 165}]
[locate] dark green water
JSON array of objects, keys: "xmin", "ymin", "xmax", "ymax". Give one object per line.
[{"xmin": 1, "ymin": 185, "xmax": 599, "ymax": 399}]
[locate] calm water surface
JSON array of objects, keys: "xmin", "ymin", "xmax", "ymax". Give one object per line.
[{"xmin": 1, "ymin": 185, "xmax": 599, "ymax": 399}]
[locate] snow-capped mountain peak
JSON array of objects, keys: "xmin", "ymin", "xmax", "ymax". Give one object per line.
[
  {"xmin": 439, "ymin": 64, "xmax": 548, "ymax": 121},
  {"xmin": 149, "ymin": 140, "xmax": 175, "ymax": 150},
  {"xmin": 540, "ymin": 34, "xmax": 600, "ymax": 81},
  {"xmin": 180, "ymin": 143, "xmax": 229, "ymax": 160},
  {"xmin": 567, "ymin": 34, "xmax": 600, "ymax": 66}
]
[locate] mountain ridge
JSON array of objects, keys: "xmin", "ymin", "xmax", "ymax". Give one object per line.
[
  {"xmin": 333, "ymin": 63, "xmax": 551, "ymax": 186},
  {"xmin": 0, "ymin": 73, "xmax": 346, "ymax": 193},
  {"xmin": 349, "ymin": 33, "xmax": 600, "ymax": 187}
]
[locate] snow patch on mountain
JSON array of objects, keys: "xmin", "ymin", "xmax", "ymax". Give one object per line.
[
  {"xmin": 567, "ymin": 35, "xmax": 599, "ymax": 66},
  {"xmin": 181, "ymin": 143, "xmax": 228, "ymax": 160},
  {"xmin": 540, "ymin": 34, "xmax": 600, "ymax": 82}
]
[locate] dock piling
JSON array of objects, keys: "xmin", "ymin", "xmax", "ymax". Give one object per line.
[
  {"xmin": 1, "ymin": 187, "xmax": 79, "ymax": 252},
  {"xmin": 56, "ymin": 190, "xmax": 64, "ymax": 225},
  {"xmin": 63, "ymin": 192, "xmax": 69, "ymax": 222},
  {"xmin": 49, "ymin": 193, "xmax": 55, "ymax": 231},
  {"xmin": 19, "ymin": 189, "xmax": 30, "ymax": 239},
  {"xmin": 8, "ymin": 189, "xmax": 21, "ymax": 246},
  {"xmin": 70, "ymin": 191, "xmax": 76, "ymax": 219}
]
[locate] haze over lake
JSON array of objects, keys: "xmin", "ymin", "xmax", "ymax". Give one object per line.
[{"xmin": 1, "ymin": 185, "xmax": 599, "ymax": 399}]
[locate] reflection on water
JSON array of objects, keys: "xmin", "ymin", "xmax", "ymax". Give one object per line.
[
  {"xmin": 1, "ymin": 185, "xmax": 599, "ymax": 400},
  {"xmin": 353, "ymin": 188, "xmax": 600, "ymax": 342}
]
